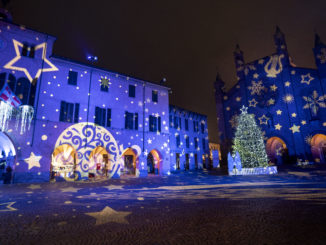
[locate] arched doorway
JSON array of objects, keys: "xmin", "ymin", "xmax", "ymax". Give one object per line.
[
  {"xmin": 121, "ymin": 148, "xmax": 137, "ymax": 175},
  {"xmin": 88, "ymin": 146, "xmax": 109, "ymax": 178},
  {"xmin": 0, "ymin": 132, "xmax": 16, "ymax": 184},
  {"xmin": 266, "ymin": 137, "xmax": 288, "ymax": 165},
  {"xmin": 51, "ymin": 144, "xmax": 77, "ymax": 181},
  {"xmin": 311, "ymin": 134, "xmax": 326, "ymax": 163},
  {"xmin": 147, "ymin": 149, "xmax": 162, "ymax": 175}
]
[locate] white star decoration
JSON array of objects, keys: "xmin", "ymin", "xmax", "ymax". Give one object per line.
[
  {"xmin": 24, "ymin": 152, "xmax": 42, "ymax": 170},
  {"xmin": 86, "ymin": 206, "xmax": 131, "ymax": 225},
  {"xmin": 4, "ymin": 40, "xmax": 58, "ymax": 82}
]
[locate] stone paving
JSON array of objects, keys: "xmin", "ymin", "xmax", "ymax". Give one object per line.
[{"xmin": 1, "ymin": 166, "xmax": 326, "ymax": 245}]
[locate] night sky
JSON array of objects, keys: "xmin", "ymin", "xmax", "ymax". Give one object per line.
[{"xmin": 3, "ymin": 0, "xmax": 326, "ymax": 143}]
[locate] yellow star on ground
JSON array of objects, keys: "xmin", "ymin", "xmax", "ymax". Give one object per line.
[
  {"xmin": 270, "ymin": 84, "xmax": 278, "ymax": 91},
  {"xmin": 276, "ymin": 110, "xmax": 282, "ymax": 115},
  {"xmin": 285, "ymin": 81, "xmax": 291, "ymax": 87},
  {"xmin": 290, "ymin": 124, "xmax": 300, "ymax": 133},
  {"xmin": 275, "ymin": 124, "xmax": 282, "ymax": 130},
  {"xmin": 24, "ymin": 152, "xmax": 42, "ymax": 170},
  {"xmin": 301, "ymin": 120, "xmax": 307, "ymax": 125},
  {"xmin": 291, "ymin": 113, "xmax": 297, "ymax": 118},
  {"xmin": 0, "ymin": 202, "xmax": 17, "ymax": 212},
  {"xmin": 27, "ymin": 184, "xmax": 41, "ymax": 190},
  {"xmin": 86, "ymin": 206, "xmax": 131, "ymax": 225},
  {"xmin": 248, "ymin": 98, "xmax": 258, "ymax": 107},
  {"xmin": 4, "ymin": 40, "xmax": 58, "ymax": 82},
  {"xmin": 258, "ymin": 114, "xmax": 270, "ymax": 125},
  {"xmin": 104, "ymin": 185, "xmax": 124, "ymax": 190},
  {"xmin": 60, "ymin": 187, "xmax": 81, "ymax": 193}
]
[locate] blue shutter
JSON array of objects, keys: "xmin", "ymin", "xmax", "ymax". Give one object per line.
[
  {"xmin": 158, "ymin": 116, "xmax": 161, "ymax": 132},
  {"xmin": 135, "ymin": 113, "xmax": 138, "ymax": 130}
]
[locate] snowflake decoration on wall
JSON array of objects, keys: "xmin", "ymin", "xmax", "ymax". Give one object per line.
[
  {"xmin": 229, "ymin": 114, "xmax": 239, "ymax": 128},
  {"xmin": 248, "ymin": 81, "xmax": 265, "ymax": 95},
  {"xmin": 302, "ymin": 90, "xmax": 326, "ymax": 116},
  {"xmin": 99, "ymin": 76, "xmax": 111, "ymax": 88},
  {"xmin": 317, "ymin": 48, "xmax": 326, "ymax": 64}
]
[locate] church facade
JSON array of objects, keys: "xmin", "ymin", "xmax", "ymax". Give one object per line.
[
  {"xmin": 0, "ymin": 10, "xmax": 209, "ymax": 183},
  {"xmin": 215, "ymin": 27, "xmax": 326, "ymax": 168}
]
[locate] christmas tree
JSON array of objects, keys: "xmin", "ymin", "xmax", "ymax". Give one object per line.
[{"xmin": 233, "ymin": 106, "xmax": 269, "ymax": 168}]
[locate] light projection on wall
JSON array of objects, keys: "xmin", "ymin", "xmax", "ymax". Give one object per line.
[
  {"xmin": 24, "ymin": 152, "xmax": 42, "ymax": 170},
  {"xmin": 302, "ymin": 90, "xmax": 326, "ymax": 116},
  {"xmin": 3, "ymin": 40, "xmax": 58, "ymax": 82},
  {"xmin": 264, "ymin": 54, "xmax": 284, "ymax": 77}
]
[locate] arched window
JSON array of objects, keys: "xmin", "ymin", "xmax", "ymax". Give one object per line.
[{"xmin": 15, "ymin": 77, "xmax": 30, "ymax": 105}]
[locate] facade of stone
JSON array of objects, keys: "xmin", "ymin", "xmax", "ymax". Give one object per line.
[
  {"xmin": 215, "ymin": 27, "xmax": 326, "ymax": 168},
  {"xmin": 0, "ymin": 13, "xmax": 208, "ymax": 183}
]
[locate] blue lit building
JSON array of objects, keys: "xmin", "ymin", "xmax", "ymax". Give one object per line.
[
  {"xmin": 215, "ymin": 27, "xmax": 326, "ymax": 168},
  {"xmin": 0, "ymin": 10, "xmax": 209, "ymax": 183}
]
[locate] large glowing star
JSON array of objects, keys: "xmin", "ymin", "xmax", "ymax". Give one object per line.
[
  {"xmin": 86, "ymin": 206, "xmax": 131, "ymax": 225},
  {"xmin": 4, "ymin": 40, "xmax": 58, "ymax": 82},
  {"xmin": 24, "ymin": 152, "xmax": 42, "ymax": 170}
]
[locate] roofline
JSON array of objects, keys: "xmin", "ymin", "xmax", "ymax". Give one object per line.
[
  {"xmin": 51, "ymin": 55, "xmax": 171, "ymax": 90},
  {"xmin": 169, "ymin": 104, "xmax": 207, "ymax": 118},
  {"xmin": 0, "ymin": 19, "xmax": 56, "ymax": 39}
]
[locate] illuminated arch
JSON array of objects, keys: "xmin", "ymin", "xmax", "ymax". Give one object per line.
[
  {"xmin": 311, "ymin": 134, "xmax": 326, "ymax": 163},
  {"xmin": 266, "ymin": 137, "xmax": 288, "ymax": 165},
  {"xmin": 51, "ymin": 144, "xmax": 77, "ymax": 181},
  {"xmin": 89, "ymin": 146, "xmax": 110, "ymax": 176},
  {"xmin": 121, "ymin": 147, "xmax": 138, "ymax": 175},
  {"xmin": 148, "ymin": 149, "xmax": 163, "ymax": 174}
]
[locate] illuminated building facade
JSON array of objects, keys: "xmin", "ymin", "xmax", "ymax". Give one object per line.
[
  {"xmin": 0, "ymin": 12, "xmax": 208, "ymax": 183},
  {"xmin": 215, "ymin": 27, "xmax": 326, "ymax": 168},
  {"xmin": 169, "ymin": 105, "xmax": 209, "ymax": 171}
]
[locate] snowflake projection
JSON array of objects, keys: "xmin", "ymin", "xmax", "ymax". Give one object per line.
[
  {"xmin": 302, "ymin": 90, "xmax": 326, "ymax": 116},
  {"xmin": 244, "ymin": 64, "xmax": 256, "ymax": 76},
  {"xmin": 305, "ymin": 135, "xmax": 313, "ymax": 146},
  {"xmin": 317, "ymin": 48, "xmax": 326, "ymax": 64},
  {"xmin": 229, "ymin": 114, "xmax": 239, "ymax": 128},
  {"xmin": 99, "ymin": 76, "xmax": 111, "ymax": 88},
  {"xmin": 248, "ymin": 81, "xmax": 266, "ymax": 95}
]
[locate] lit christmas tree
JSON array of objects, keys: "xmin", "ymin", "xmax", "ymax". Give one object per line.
[{"xmin": 233, "ymin": 106, "xmax": 269, "ymax": 168}]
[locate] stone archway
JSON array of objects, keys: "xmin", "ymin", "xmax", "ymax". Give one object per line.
[
  {"xmin": 311, "ymin": 134, "xmax": 326, "ymax": 163},
  {"xmin": 266, "ymin": 137, "xmax": 288, "ymax": 165},
  {"xmin": 89, "ymin": 146, "xmax": 109, "ymax": 178},
  {"xmin": 51, "ymin": 144, "xmax": 77, "ymax": 181},
  {"xmin": 121, "ymin": 148, "xmax": 137, "ymax": 175},
  {"xmin": 147, "ymin": 149, "xmax": 163, "ymax": 175}
]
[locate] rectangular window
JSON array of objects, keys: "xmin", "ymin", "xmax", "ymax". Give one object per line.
[
  {"xmin": 202, "ymin": 138, "xmax": 206, "ymax": 150},
  {"xmin": 125, "ymin": 111, "xmax": 134, "ymax": 129},
  {"xmin": 95, "ymin": 107, "xmax": 106, "ymax": 127},
  {"xmin": 59, "ymin": 101, "xmax": 75, "ymax": 123},
  {"xmin": 106, "ymin": 108, "xmax": 111, "ymax": 127},
  {"xmin": 129, "ymin": 85, "xmax": 136, "ymax": 97},
  {"xmin": 185, "ymin": 119, "xmax": 189, "ymax": 131},
  {"xmin": 152, "ymin": 90, "xmax": 158, "ymax": 102},
  {"xmin": 149, "ymin": 115, "xmax": 157, "ymax": 132},
  {"xmin": 68, "ymin": 71, "xmax": 78, "ymax": 85},
  {"xmin": 174, "ymin": 116, "xmax": 179, "ymax": 129},
  {"xmin": 134, "ymin": 113, "xmax": 138, "ymax": 130},
  {"xmin": 74, "ymin": 103, "xmax": 80, "ymax": 123},
  {"xmin": 176, "ymin": 134, "xmax": 181, "ymax": 147},
  {"xmin": 186, "ymin": 135, "xmax": 189, "ymax": 148},
  {"xmin": 201, "ymin": 122, "xmax": 205, "ymax": 133},
  {"xmin": 194, "ymin": 137, "xmax": 198, "ymax": 149},
  {"xmin": 169, "ymin": 115, "xmax": 173, "ymax": 128}
]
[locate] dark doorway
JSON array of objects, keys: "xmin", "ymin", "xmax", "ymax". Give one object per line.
[
  {"xmin": 124, "ymin": 155, "xmax": 135, "ymax": 175},
  {"xmin": 194, "ymin": 153, "xmax": 198, "ymax": 169},
  {"xmin": 176, "ymin": 153, "xmax": 180, "ymax": 170},
  {"xmin": 147, "ymin": 153, "xmax": 155, "ymax": 174},
  {"xmin": 185, "ymin": 153, "xmax": 189, "ymax": 170}
]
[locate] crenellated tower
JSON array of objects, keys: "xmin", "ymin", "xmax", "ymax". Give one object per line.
[{"xmin": 274, "ymin": 26, "xmax": 290, "ymax": 65}]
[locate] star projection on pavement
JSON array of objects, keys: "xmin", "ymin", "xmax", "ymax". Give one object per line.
[
  {"xmin": 0, "ymin": 202, "xmax": 17, "ymax": 212},
  {"xmin": 300, "ymin": 73, "xmax": 314, "ymax": 85},
  {"xmin": 290, "ymin": 124, "xmax": 301, "ymax": 133},
  {"xmin": 60, "ymin": 187, "xmax": 81, "ymax": 193},
  {"xmin": 27, "ymin": 184, "xmax": 41, "ymax": 190},
  {"xmin": 86, "ymin": 206, "xmax": 131, "ymax": 225},
  {"xmin": 24, "ymin": 152, "xmax": 42, "ymax": 170},
  {"xmin": 4, "ymin": 40, "xmax": 58, "ymax": 82},
  {"xmin": 103, "ymin": 185, "xmax": 124, "ymax": 190}
]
